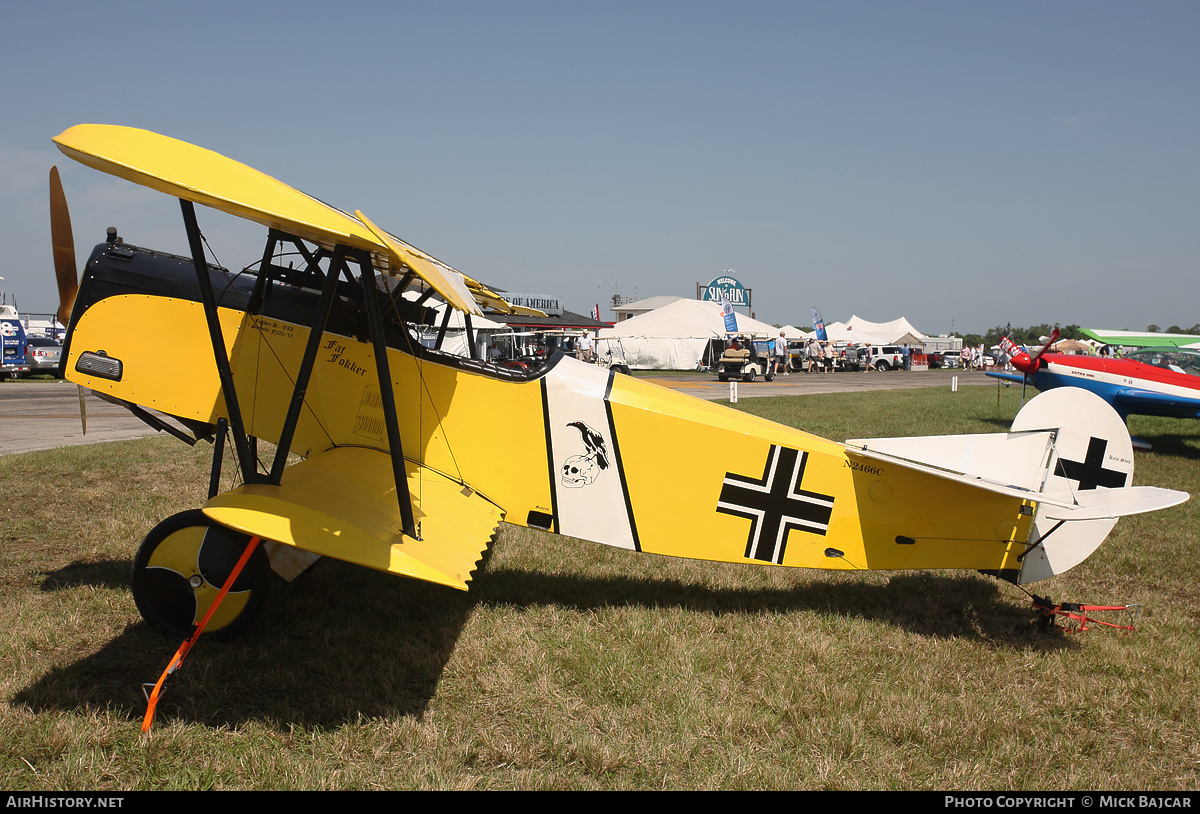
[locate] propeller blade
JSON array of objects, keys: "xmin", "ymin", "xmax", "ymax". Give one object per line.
[
  {"xmin": 49, "ymin": 167, "xmax": 79, "ymax": 326},
  {"xmin": 1031, "ymin": 328, "xmax": 1060, "ymax": 364},
  {"xmin": 78, "ymin": 385, "xmax": 87, "ymax": 435}
]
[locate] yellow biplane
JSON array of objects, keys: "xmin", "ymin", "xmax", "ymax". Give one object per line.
[{"xmin": 49, "ymin": 126, "xmax": 1186, "ymax": 688}]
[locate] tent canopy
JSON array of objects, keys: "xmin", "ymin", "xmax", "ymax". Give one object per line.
[
  {"xmin": 597, "ymin": 299, "xmax": 783, "ymax": 370},
  {"xmin": 825, "ymin": 315, "xmax": 929, "ymax": 346}
]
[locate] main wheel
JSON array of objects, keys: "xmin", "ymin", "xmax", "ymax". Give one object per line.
[{"xmin": 131, "ymin": 510, "xmax": 271, "ymax": 641}]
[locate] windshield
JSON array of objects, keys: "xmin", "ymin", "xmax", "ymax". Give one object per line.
[{"xmin": 1126, "ymin": 348, "xmax": 1200, "ymax": 377}]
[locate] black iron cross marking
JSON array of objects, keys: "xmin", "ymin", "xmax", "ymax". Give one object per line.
[
  {"xmin": 717, "ymin": 445, "xmax": 835, "ymax": 565},
  {"xmin": 1054, "ymin": 436, "xmax": 1128, "ymax": 491}
]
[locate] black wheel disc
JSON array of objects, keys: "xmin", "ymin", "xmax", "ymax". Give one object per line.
[{"xmin": 131, "ymin": 510, "xmax": 270, "ymax": 641}]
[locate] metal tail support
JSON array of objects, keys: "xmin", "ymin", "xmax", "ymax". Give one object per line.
[{"xmin": 1032, "ymin": 594, "xmax": 1140, "ymax": 633}]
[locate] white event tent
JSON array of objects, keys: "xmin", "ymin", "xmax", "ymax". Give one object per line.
[
  {"xmin": 824, "ymin": 315, "xmax": 929, "ymax": 347},
  {"xmin": 597, "ymin": 298, "xmax": 791, "ymax": 370}
]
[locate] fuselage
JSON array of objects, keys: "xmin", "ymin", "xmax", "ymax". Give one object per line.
[
  {"xmin": 1026, "ymin": 353, "xmax": 1200, "ymax": 419},
  {"xmin": 62, "ymin": 237, "xmax": 1037, "ymax": 578}
]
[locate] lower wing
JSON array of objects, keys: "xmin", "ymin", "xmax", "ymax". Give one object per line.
[{"xmin": 203, "ymin": 447, "xmax": 503, "ymax": 590}]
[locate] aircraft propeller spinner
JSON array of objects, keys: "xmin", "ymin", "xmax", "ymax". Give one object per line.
[{"xmin": 1002, "ymin": 328, "xmax": 1059, "ymax": 405}]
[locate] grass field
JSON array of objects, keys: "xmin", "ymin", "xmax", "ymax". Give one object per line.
[{"xmin": 2, "ymin": 384, "xmax": 1198, "ymax": 790}]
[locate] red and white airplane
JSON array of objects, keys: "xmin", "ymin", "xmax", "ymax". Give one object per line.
[{"xmin": 988, "ymin": 331, "xmax": 1200, "ymax": 448}]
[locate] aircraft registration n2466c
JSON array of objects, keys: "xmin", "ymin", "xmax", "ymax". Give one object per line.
[{"xmin": 48, "ymin": 126, "xmax": 1187, "ymax": 717}]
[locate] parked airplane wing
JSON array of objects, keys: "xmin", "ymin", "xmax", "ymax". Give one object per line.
[
  {"xmin": 202, "ymin": 447, "xmax": 503, "ymax": 590},
  {"xmin": 53, "ymin": 124, "xmax": 379, "ymax": 252},
  {"xmin": 52, "ymin": 124, "xmax": 515, "ymax": 316},
  {"xmin": 1114, "ymin": 388, "xmax": 1200, "ymax": 416}
]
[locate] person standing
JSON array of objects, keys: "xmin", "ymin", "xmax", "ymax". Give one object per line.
[{"xmin": 775, "ymin": 331, "xmax": 789, "ymax": 376}]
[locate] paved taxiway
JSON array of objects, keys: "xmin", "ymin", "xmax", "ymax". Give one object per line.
[
  {"xmin": 0, "ymin": 381, "xmax": 174, "ymax": 456},
  {"xmin": 1, "ymin": 369, "xmax": 997, "ymax": 456}
]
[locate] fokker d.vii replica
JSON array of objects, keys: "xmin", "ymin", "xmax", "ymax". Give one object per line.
[
  {"xmin": 988, "ymin": 333, "xmax": 1200, "ymax": 449},
  {"xmin": 49, "ymin": 127, "xmax": 1187, "ymax": 690}
]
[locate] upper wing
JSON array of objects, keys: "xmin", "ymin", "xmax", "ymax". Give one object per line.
[
  {"xmin": 53, "ymin": 124, "xmax": 527, "ymax": 316},
  {"xmin": 356, "ymin": 209, "xmax": 481, "ymax": 316},
  {"xmin": 461, "ymin": 274, "xmax": 546, "ymax": 316},
  {"xmin": 1114, "ymin": 387, "xmax": 1200, "ymax": 417},
  {"xmin": 54, "ymin": 124, "xmax": 380, "ymax": 251}
]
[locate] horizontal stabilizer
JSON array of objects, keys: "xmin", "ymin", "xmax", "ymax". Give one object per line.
[
  {"xmin": 844, "ymin": 430, "xmax": 1055, "ymax": 493},
  {"xmin": 1041, "ymin": 485, "xmax": 1189, "ymax": 521},
  {"xmin": 843, "ymin": 432, "xmax": 1076, "ymax": 509},
  {"xmin": 985, "ymin": 371, "xmax": 1025, "ymax": 385},
  {"xmin": 204, "ymin": 447, "xmax": 502, "ymax": 590}
]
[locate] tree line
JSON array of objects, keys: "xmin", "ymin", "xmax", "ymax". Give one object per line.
[
  {"xmin": 955, "ymin": 324, "xmax": 1084, "ymax": 349},
  {"xmin": 955, "ymin": 323, "xmax": 1200, "ymax": 349}
]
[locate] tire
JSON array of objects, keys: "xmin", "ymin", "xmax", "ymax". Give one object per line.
[
  {"xmin": 743, "ymin": 370, "xmax": 755, "ymax": 382},
  {"xmin": 875, "ymin": 361, "xmax": 890, "ymax": 372},
  {"xmin": 718, "ymin": 373, "xmax": 728, "ymax": 382},
  {"xmin": 131, "ymin": 510, "xmax": 271, "ymax": 641}
]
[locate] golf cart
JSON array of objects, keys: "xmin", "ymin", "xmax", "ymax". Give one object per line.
[{"xmin": 716, "ymin": 336, "xmax": 776, "ymax": 382}]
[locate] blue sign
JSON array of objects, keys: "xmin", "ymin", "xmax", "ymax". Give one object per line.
[
  {"xmin": 811, "ymin": 307, "xmax": 828, "ymax": 341},
  {"xmin": 721, "ymin": 298, "xmax": 738, "ymax": 333}
]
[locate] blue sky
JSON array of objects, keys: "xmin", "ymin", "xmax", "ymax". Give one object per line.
[{"xmin": 2, "ymin": 1, "xmax": 1197, "ymax": 335}]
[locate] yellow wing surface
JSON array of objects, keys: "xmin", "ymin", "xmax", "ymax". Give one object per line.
[
  {"xmin": 203, "ymin": 447, "xmax": 502, "ymax": 590},
  {"xmin": 54, "ymin": 124, "xmax": 378, "ymax": 251},
  {"xmin": 53, "ymin": 124, "xmax": 499, "ymax": 316}
]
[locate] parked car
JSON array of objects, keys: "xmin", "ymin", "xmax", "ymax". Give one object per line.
[
  {"xmin": 836, "ymin": 344, "xmax": 865, "ymax": 371},
  {"xmin": 24, "ymin": 336, "xmax": 63, "ymax": 377},
  {"xmin": 860, "ymin": 345, "xmax": 906, "ymax": 371}
]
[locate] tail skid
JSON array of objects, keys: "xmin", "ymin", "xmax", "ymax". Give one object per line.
[{"xmin": 846, "ymin": 389, "xmax": 1187, "ymax": 584}]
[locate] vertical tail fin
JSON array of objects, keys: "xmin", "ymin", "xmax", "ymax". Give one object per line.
[{"xmin": 1011, "ymin": 387, "xmax": 1184, "ymax": 583}]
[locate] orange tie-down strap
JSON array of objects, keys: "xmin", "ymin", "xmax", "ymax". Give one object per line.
[
  {"xmin": 141, "ymin": 536, "xmax": 262, "ymax": 732},
  {"xmin": 1032, "ymin": 595, "xmax": 1140, "ymax": 633}
]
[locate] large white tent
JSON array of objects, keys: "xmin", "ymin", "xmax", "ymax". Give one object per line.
[
  {"xmin": 597, "ymin": 299, "xmax": 786, "ymax": 370},
  {"xmin": 824, "ymin": 315, "xmax": 929, "ymax": 346}
]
